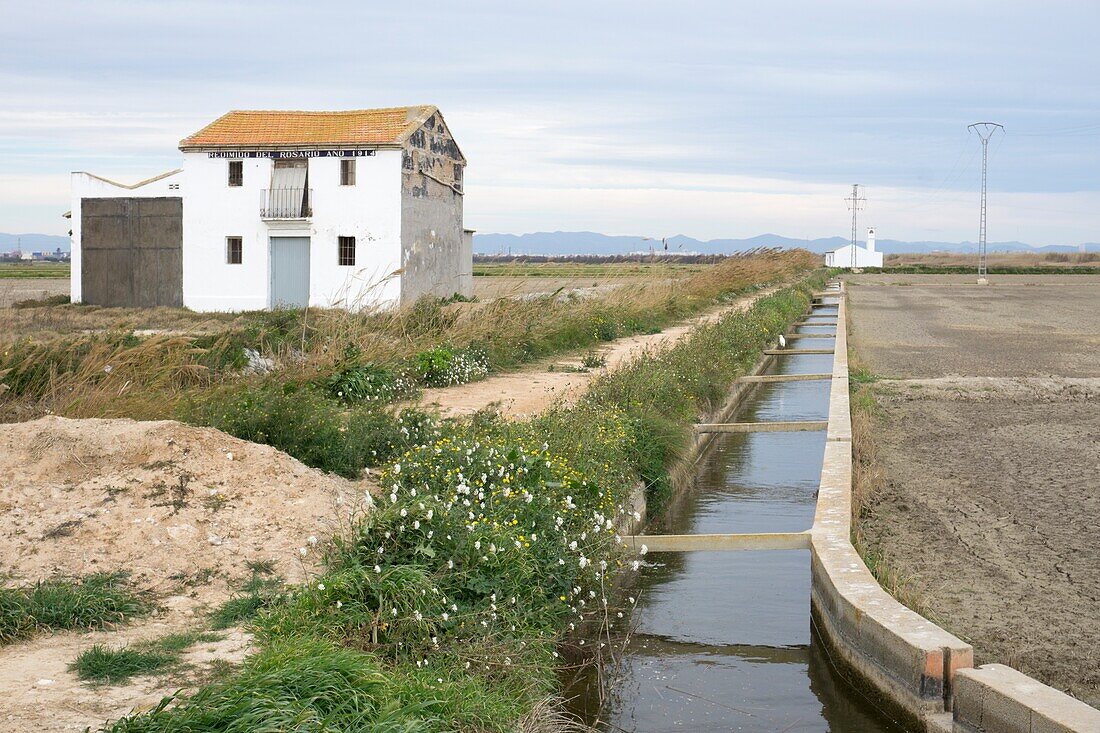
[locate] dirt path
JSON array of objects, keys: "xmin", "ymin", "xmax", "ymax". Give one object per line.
[
  {"xmin": 418, "ymin": 283, "xmax": 788, "ymax": 418},
  {"xmin": 0, "ymin": 614, "xmax": 252, "ymax": 733},
  {"xmin": 848, "ymin": 275, "xmax": 1100, "ymax": 707}
]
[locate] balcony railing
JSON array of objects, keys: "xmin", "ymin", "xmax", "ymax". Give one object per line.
[{"xmin": 261, "ymin": 188, "xmax": 312, "ymax": 219}]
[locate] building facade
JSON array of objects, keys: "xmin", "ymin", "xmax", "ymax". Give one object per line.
[
  {"xmin": 824, "ymin": 227, "xmax": 884, "ymax": 269},
  {"xmin": 69, "ymin": 106, "xmax": 471, "ymax": 311}
]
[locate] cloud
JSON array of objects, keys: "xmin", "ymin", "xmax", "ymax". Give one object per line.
[{"xmin": 2, "ymin": 0, "xmax": 1099, "ymax": 242}]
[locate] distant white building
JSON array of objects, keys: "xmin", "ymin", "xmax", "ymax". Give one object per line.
[
  {"xmin": 825, "ymin": 227, "xmax": 883, "ymax": 269},
  {"xmin": 70, "ymin": 106, "xmax": 471, "ymax": 310}
]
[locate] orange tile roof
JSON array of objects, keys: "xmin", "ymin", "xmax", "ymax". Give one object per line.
[{"xmin": 179, "ymin": 106, "xmax": 436, "ymax": 149}]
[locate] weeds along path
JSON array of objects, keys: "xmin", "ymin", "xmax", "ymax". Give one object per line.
[{"xmin": 418, "ymin": 282, "xmax": 791, "ymax": 418}]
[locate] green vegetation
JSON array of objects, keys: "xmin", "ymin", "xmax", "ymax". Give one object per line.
[
  {"xmin": 0, "ymin": 262, "xmax": 69, "ymax": 278},
  {"xmin": 210, "ymin": 572, "xmax": 285, "ymax": 630},
  {"xmin": 71, "ymin": 645, "xmax": 176, "ymax": 684},
  {"xmin": 70, "ymin": 630, "xmax": 221, "ymax": 685},
  {"xmin": 1, "ymin": 251, "xmax": 814, "ymax": 426},
  {"xmin": 102, "ymin": 273, "xmax": 822, "ymax": 732},
  {"xmin": 0, "ymin": 573, "xmax": 151, "ymax": 644}
]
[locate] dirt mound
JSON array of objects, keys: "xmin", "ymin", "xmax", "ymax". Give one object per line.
[{"xmin": 0, "ymin": 416, "xmax": 371, "ymax": 601}]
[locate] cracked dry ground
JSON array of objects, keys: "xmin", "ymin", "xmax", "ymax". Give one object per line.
[{"xmin": 846, "ymin": 274, "xmax": 1100, "ymax": 708}]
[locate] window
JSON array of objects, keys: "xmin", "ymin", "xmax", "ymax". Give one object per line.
[
  {"xmin": 226, "ymin": 236, "xmax": 243, "ymax": 264},
  {"xmin": 228, "ymin": 160, "xmax": 243, "ymax": 187},
  {"xmin": 340, "ymin": 159, "xmax": 356, "ymax": 186},
  {"xmin": 338, "ymin": 236, "xmax": 356, "ymax": 266}
]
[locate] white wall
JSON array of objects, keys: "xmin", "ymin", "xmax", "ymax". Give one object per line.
[
  {"xmin": 181, "ymin": 151, "xmax": 403, "ymax": 312},
  {"xmin": 69, "ymin": 170, "xmax": 182, "ymax": 303},
  {"xmin": 825, "ymin": 244, "xmax": 883, "ymax": 268}
]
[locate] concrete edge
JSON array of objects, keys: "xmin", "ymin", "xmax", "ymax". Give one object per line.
[
  {"xmin": 809, "ymin": 283, "xmax": 975, "ymax": 727},
  {"xmin": 953, "ymin": 665, "xmax": 1100, "ymax": 733}
]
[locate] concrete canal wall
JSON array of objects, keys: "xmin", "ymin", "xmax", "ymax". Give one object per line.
[{"xmin": 810, "ymin": 283, "xmax": 1100, "ymax": 733}]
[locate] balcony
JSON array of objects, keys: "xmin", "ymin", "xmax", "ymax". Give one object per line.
[{"xmin": 261, "ymin": 188, "xmax": 312, "ymax": 220}]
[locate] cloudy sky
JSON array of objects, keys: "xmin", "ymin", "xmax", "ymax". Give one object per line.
[{"xmin": 2, "ymin": 0, "xmax": 1098, "ymax": 244}]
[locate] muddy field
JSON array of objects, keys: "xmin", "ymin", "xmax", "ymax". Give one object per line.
[{"xmin": 847, "ymin": 274, "xmax": 1100, "ymax": 706}]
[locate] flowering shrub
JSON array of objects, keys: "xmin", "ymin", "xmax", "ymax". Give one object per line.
[
  {"xmin": 414, "ymin": 345, "xmax": 490, "ymax": 388},
  {"xmin": 324, "ymin": 361, "xmax": 414, "ymax": 404},
  {"xmin": 261, "ymin": 411, "xmax": 637, "ymax": 663}
]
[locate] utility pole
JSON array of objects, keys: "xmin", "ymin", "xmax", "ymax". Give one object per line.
[
  {"xmin": 968, "ymin": 122, "xmax": 1004, "ymax": 284},
  {"xmin": 844, "ymin": 184, "xmax": 866, "ymax": 268}
]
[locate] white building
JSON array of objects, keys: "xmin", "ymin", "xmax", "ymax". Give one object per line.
[
  {"xmin": 824, "ymin": 227, "xmax": 884, "ymax": 269},
  {"xmin": 70, "ymin": 106, "xmax": 471, "ymax": 311}
]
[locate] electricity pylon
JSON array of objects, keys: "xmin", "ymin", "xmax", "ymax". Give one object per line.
[
  {"xmin": 968, "ymin": 122, "xmax": 1004, "ymax": 283},
  {"xmin": 844, "ymin": 184, "xmax": 866, "ymax": 268}
]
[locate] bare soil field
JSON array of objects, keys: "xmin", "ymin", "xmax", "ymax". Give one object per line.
[
  {"xmin": 847, "ymin": 274, "xmax": 1100, "ymax": 707},
  {"xmin": 847, "ymin": 274, "xmax": 1100, "ymax": 377},
  {"xmin": 0, "ymin": 416, "xmax": 369, "ymax": 732},
  {"xmin": 0, "ymin": 277, "xmax": 68, "ymax": 307}
]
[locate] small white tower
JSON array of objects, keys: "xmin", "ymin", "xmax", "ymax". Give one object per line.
[{"xmin": 867, "ymin": 227, "xmax": 876, "ymax": 253}]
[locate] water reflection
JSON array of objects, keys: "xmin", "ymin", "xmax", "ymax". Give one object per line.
[{"xmin": 593, "ymin": 355, "xmax": 906, "ymax": 732}]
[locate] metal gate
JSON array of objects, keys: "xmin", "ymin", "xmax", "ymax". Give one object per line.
[
  {"xmin": 269, "ymin": 237, "xmax": 310, "ymax": 308},
  {"xmin": 80, "ymin": 197, "xmax": 183, "ymax": 307}
]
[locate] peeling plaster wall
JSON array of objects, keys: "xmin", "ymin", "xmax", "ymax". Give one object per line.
[{"xmin": 400, "ymin": 111, "xmax": 468, "ymax": 303}]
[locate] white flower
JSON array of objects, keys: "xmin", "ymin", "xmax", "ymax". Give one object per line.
[
  {"xmin": 374, "ymin": 565, "xmax": 381, "ymax": 573},
  {"xmin": 442, "ymin": 612, "xmax": 449, "ymax": 621},
  {"xmin": 393, "ymin": 463, "xmax": 401, "ymax": 474},
  {"xmin": 225, "ymin": 451, "xmax": 234, "ymax": 461},
  {"xmin": 307, "ymin": 535, "xmax": 318, "ymax": 545},
  {"xmin": 640, "ymin": 544, "xmax": 649, "ymax": 555},
  {"xmin": 579, "ymin": 556, "xmax": 589, "ymax": 569},
  {"xmin": 337, "ymin": 601, "xmax": 343, "ymax": 609},
  {"xmin": 317, "ymin": 582, "xmax": 326, "ymax": 591},
  {"xmin": 298, "ymin": 547, "xmax": 308, "ymax": 556},
  {"xmin": 392, "ymin": 607, "xmax": 398, "ymax": 616},
  {"xmin": 632, "ymin": 511, "xmax": 641, "ymax": 521},
  {"xmin": 400, "ymin": 508, "xmax": 408, "ymax": 517}
]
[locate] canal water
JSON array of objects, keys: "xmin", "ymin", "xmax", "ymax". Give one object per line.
[{"xmin": 590, "ymin": 299, "xmax": 910, "ymax": 732}]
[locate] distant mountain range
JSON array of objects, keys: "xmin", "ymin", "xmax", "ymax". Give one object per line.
[
  {"xmin": 0, "ymin": 233, "xmax": 70, "ymax": 253},
  {"xmin": 3, "ymin": 231, "xmax": 1099, "ymax": 257},
  {"xmin": 473, "ymin": 231, "xmax": 1100, "ymax": 256}
]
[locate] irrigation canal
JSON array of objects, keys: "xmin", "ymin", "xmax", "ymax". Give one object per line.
[{"xmin": 575, "ymin": 287, "xmax": 911, "ymax": 732}]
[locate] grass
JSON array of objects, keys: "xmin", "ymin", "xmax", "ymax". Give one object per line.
[
  {"xmin": 210, "ymin": 572, "xmax": 285, "ymax": 630},
  {"xmin": 847, "ymin": 362, "xmax": 933, "ymax": 620},
  {"xmin": 0, "ymin": 573, "xmax": 151, "ymax": 644},
  {"xmin": 70, "ymin": 630, "xmax": 222, "ymax": 685},
  {"xmin": 1, "ymin": 250, "xmax": 815, "ymax": 425},
  {"xmin": 0, "ymin": 262, "xmax": 70, "ymax": 278},
  {"xmin": 101, "ymin": 271, "xmax": 825, "ymax": 732}
]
